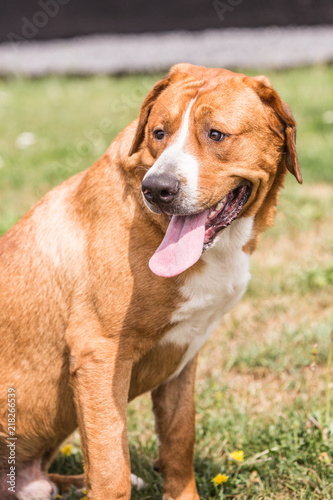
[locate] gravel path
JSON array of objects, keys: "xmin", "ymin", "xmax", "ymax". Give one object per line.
[{"xmin": 0, "ymin": 25, "xmax": 333, "ymax": 76}]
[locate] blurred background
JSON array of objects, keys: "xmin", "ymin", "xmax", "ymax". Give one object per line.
[
  {"xmin": 1, "ymin": 0, "xmax": 333, "ymax": 74},
  {"xmin": 0, "ymin": 2, "xmax": 332, "ymax": 499}
]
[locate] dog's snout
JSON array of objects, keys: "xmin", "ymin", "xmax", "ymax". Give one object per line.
[{"xmin": 142, "ymin": 174, "xmax": 180, "ymax": 206}]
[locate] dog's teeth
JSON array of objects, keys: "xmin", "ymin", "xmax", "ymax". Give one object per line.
[
  {"xmin": 216, "ymin": 197, "xmax": 226, "ymax": 211},
  {"xmin": 209, "ymin": 210, "xmax": 217, "ymax": 218}
]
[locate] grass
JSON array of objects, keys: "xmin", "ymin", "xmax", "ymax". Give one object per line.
[{"xmin": 0, "ymin": 65, "xmax": 332, "ymax": 499}]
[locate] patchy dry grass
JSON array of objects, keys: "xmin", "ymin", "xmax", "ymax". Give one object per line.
[{"xmin": 124, "ymin": 183, "xmax": 333, "ymax": 500}]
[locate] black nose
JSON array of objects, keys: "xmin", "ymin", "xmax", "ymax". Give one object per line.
[{"xmin": 142, "ymin": 174, "xmax": 180, "ymax": 206}]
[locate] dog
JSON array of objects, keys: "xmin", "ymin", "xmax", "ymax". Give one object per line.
[{"xmin": 0, "ymin": 63, "xmax": 301, "ymax": 500}]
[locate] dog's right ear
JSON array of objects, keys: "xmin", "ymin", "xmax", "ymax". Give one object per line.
[{"xmin": 128, "ymin": 76, "xmax": 171, "ymax": 156}]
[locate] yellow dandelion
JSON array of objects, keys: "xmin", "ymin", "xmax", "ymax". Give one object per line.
[
  {"xmin": 212, "ymin": 473, "xmax": 229, "ymax": 485},
  {"xmin": 61, "ymin": 444, "xmax": 72, "ymax": 456},
  {"xmin": 81, "ymin": 497, "xmax": 87, "ymax": 500},
  {"xmin": 82, "ymin": 488, "xmax": 87, "ymax": 494},
  {"xmin": 230, "ymin": 450, "xmax": 244, "ymax": 462}
]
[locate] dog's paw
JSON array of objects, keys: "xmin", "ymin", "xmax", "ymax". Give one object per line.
[
  {"xmin": 17, "ymin": 478, "xmax": 58, "ymax": 500},
  {"xmin": 131, "ymin": 473, "xmax": 146, "ymax": 490},
  {"xmin": 162, "ymin": 489, "xmax": 200, "ymax": 500}
]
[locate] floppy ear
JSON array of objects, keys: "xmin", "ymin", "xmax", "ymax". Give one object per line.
[
  {"xmin": 253, "ymin": 74, "xmax": 273, "ymax": 88},
  {"xmin": 279, "ymin": 101, "xmax": 302, "ymax": 184},
  {"xmin": 128, "ymin": 76, "xmax": 171, "ymax": 156},
  {"xmin": 250, "ymin": 77, "xmax": 302, "ymax": 184}
]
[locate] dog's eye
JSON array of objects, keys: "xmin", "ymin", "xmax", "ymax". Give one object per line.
[
  {"xmin": 153, "ymin": 129, "xmax": 165, "ymax": 140},
  {"xmin": 209, "ymin": 130, "xmax": 224, "ymax": 142}
]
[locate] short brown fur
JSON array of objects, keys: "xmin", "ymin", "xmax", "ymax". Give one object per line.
[{"xmin": 0, "ymin": 64, "xmax": 300, "ymax": 500}]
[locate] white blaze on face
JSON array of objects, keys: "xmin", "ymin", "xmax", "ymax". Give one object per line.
[
  {"xmin": 144, "ymin": 97, "xmax": 210, "ymax": 278},
  {"xmin": 143, "ymin": 98, "xmax": 199, "ymax": 211}
]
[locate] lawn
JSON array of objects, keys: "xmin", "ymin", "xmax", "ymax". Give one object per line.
[{"xmin": 0, "ymin": 65, "xmax": 332, "ymax": 499}]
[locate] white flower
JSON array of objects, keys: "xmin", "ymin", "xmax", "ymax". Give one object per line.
[{"xmin": 16, "ymin": 132, "xmax": 36, "ymax": 150}]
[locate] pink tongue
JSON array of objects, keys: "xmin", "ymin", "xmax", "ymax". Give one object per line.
[{"xmin": 149, "ymin": 211, "xmax": 208, "ymax": 278}]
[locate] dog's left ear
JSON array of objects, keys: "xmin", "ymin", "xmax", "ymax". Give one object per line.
[
  {"xmin": 128, "ymin": 76, "xmax": 171, "ymax": 156},
  {"xmin": 250, "ymin": 76, "xmax": 302, "ymax": 184}
]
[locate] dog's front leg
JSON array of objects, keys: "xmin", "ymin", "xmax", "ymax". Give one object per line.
[
  {"xmin": 152, "ymin": 356, "xmax": 199, "ymax": 500},
  {"xmin": 68, "ymin": 335, "xmax": 132, "ymax": 500}
]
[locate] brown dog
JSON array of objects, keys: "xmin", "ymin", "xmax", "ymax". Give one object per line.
[{"xmin": 0, "ymin": 64, "xmax": 301, "ymax": 500}]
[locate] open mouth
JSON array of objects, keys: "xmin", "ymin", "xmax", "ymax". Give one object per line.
[
  {"xmin": 148, "ymin": 182, "xmax": 252, "ymax": 278},
  {"xmin": 204, "ymin": 183, "xmax": 252, "ymax": 246}
]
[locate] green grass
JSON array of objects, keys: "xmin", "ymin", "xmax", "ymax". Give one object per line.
[
  {"xmin": 0, "ymin": 73, "xmax": 159, "ymax": 233},
  {"xmin": 0, "ymin": 66, "xmax": 332, "ymax": 499}
]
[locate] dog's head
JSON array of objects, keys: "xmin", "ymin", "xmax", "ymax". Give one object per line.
[{"xmin": 128, "ymin": 64, "xmax": 301, "ymax": 277}]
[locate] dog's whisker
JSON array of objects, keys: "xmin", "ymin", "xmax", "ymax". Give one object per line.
[{"xmin": 135, "ymin": 165, "xmax": 149, "ymax": 172}]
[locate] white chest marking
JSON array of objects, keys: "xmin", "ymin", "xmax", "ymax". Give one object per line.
[{"xmin": 160, "ymin": 217, "xmax": 254, "ymax": 379}]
